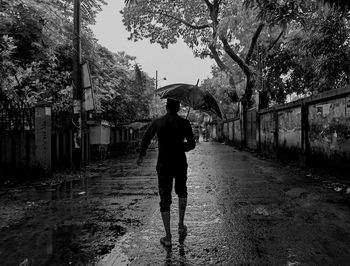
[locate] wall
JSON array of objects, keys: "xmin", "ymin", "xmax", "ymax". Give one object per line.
[
  {"xmin": 234, "ymin": 119, "xmax": 241, "ymax": 147},
  {"xmin": 259, "ymin": 112, "xmax": 275, "ymax": 156},
  {"xmin": 257, "ymin": 86, "xmax": 350, "ymax": 171},
  {"xmin": 89, "ymin": 121, "xmax": 111, "ymax": 161},
  {"xmin": 223, "ymin": 122, "xmax": 229, "ymax": 140},
  {"xmin": 228, "ymin": 121, "xmax": 234, "ymax": 142},
  {"xmin": 89, "ymin": 121, "xmax": 111, "ymax": 145},
  {"xmin": 278, "ymin": 107, "xmax": 302, "ymax": 156},
  {"xmin": 246, "ymin": 109, "xmax": 257, "ymax": 150},
  {"xmin": 308, "ymin": 96, "xmax": 350, "ymax": 164}
]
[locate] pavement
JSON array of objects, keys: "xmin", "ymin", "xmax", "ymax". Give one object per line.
[{"xmin": 1, "ymin": 141, "xmax": 350, "ymax": 265}]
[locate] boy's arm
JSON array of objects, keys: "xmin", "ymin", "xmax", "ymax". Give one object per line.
[
  {"xmin": 137, "ymin": 121, "xmax": 157, "ymax": 165},
  {"xmin": 184, "ymin": 121, "xmax": 196, "ymax": 152}
]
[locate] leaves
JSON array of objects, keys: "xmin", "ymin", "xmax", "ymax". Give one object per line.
[{"xmin": 1, "ymin": 0, "xmax": 154, "ymax": 123}]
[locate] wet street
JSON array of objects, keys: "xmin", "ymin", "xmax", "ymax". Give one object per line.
[{"xmin": 1, "ymin": 142, "xmax": 350, "ymax": 265}]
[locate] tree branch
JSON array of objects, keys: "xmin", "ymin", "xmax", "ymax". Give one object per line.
[
  {"xmin": 219, "ymin": 36, "xmax": 252, "ymax": 75},
  {"xmin": 208, "ymin": 42, "xmax": 238, "ymax": 95},
  {"xmin": 267, "ymin": 26, "xmax": 285, "ymax": 52},
  {"xmin": 245, "ymin": 22, "xmax": 264, "ymax": 64},
  {"xmin": 155, "ymin": 11, "xmax": 211, "ymax": 30},
  {"xmin": 208, "ymin": 43, "xmax": 229, "ymax": 72}
]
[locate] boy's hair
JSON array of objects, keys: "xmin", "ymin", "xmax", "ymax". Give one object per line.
[{"xmin": 166, "ymin": 99, "xmax": 180, "ymax": 113}]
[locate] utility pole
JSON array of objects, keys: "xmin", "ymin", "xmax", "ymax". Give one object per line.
[{"xmin": 73, "ymin": 0, "xmax": 82, "ymax": 169}]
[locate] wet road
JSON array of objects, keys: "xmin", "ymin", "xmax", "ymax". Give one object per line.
[{"xmin": 1, "ymin": 142, "xmax": 350, "ymax": 265}]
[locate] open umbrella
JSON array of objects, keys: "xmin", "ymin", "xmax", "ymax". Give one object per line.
[{"xmin": 155, "ymin": 83, "xmax": 224, "ymax": 119}]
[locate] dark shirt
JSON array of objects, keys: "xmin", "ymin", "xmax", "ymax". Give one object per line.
[{"xmin": 140, "ymin": 113, "xmax": 196, "ymax": 173}]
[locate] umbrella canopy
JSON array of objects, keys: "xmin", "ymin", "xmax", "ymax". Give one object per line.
[{"xmin": 155, "ymin": 83, "xmax": 224, "ymax": 119}]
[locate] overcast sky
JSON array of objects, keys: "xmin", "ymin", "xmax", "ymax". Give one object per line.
[{"xmin": 90, "ymin": 0, "xmax": 213, "ymax": 86}]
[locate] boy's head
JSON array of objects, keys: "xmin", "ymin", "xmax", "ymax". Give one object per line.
[{"xmin": 166, "ymin": 99, "xmax": 180, "ymax": 114}]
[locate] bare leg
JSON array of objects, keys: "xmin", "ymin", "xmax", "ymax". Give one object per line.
[
  {"xmin": 161, "ymin": 211, "xmax": 172, "ymax": 239},
  {"xmin": 178, "ymin": 197, "xmax": 187, "ymax": 228}
]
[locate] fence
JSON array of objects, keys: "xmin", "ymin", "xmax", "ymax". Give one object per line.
[
  {"xmin": 0, "ymin": 104, "xmax": 36, "ymax": 171},
  {"xmin": 0, "ymin": 104, "xmax": 85, "ymax": 179},
  {"xmin": 221, "ymin": 86, "xmax": 350, "ymax": 172},
  {"xmin": 51, "ymin": 111, "xmax": 75, "ymax": 170}
]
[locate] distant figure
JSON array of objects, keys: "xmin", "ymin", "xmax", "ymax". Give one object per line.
[
  {"xmin": 137, "ymin": 99, "xmax": 196, "ymax": 247},
  {"xmin": 203, "ymin": 127, "xmax": 209, "ymax": 142},
  {"xmin": 193, "ymin": 125, "xmax": 200, "ymax": 143}
]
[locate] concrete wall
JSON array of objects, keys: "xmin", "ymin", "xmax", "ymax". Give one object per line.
[
  {"xmin": 228, "ymin": 121, "xmax": 234, "ymax": 142},
  {"xmin": 260, "ymin": 112, "xmax": 275, "ymax": 155},
  {"xmin": 223, "ymin": 122, "xmax": 229, "ymax": 140},
  {"xmin": 89, "ymin": 121, "xmax": 111, "ymax": 145},
  {"xmin": 278, "ymin": 107, "xmax": 302, "ymax": 150},
  {"xmin": 246, "ymin": 109, "xmax": 257, "ymax": 150},
  {"xmin": 308, "ymin": 96, "xmax": 350, "ymax": 162},
  {"xmin": 257, "ymin": 86, "xmax": 350, "ymax": 171},
  {"xmin": 222, "ymin": 121, "xmax": 235, "ymax": 144},
  {"xmin": 234, "ymin": 120, "xmax": 241, "ymax": 146}
]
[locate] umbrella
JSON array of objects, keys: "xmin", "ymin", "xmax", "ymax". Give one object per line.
[{"xmin": 155, "ymin": 83, "xmax": 224, "ymax": 119}]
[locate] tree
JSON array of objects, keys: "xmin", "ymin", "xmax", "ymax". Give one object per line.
[
  {"xmin": 123, "ymin": 1, "xmax": 306, "ymax": 114},
  {"xmin": 190, "ymin": 0, "xmax": 350, "ymax": 108},
  {"xmin": 259, "ymin": 3, "xmax": 350, "ymax": 106},
  {"xmin": 0, "ymin": 0, "xmax": 154, "ymax": 127}
]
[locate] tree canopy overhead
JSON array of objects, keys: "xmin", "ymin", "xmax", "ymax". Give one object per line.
[
  {"xmin": 122, "ymin": 0, "xmax": 301, "ymax": 107},
  {"xmin": 123, "ymin": 0, "xmax": 350, "ymax": 109}
]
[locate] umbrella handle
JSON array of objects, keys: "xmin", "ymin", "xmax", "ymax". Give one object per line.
[{"xmin": 186, "ymin": 107, "xmax": 191, "ymax": 119}]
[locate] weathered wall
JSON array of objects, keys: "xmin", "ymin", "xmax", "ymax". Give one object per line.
[
  {"xmin": 233, "ymin": 120, "xmax": 242, "ymax": 147},
  {"xmin": 246, "ymin": 109, "xmax": 257, "ymax": 150},
  {"xmin": 257, "ymin": 87, "xmax": 350, "ymax": 171},
  {"xmin": 89, "ymin": 121, "xmax": 111, "ymax": 145},
  {"xmin": 223, "ymin": 122, "xmax": 229, "ymax": 140},
  {"xmin": 278, "ymin": 107, "xmax": 302, "ymax": 150},
  {"xmin": 228, "ymin": 121, "xmax": 234, "ymax": 142},
  {"xmin": 260, "ymin": 112, "xmax": 275, "ymax": 156},
  {"xmin": 308, "ymin": 97, "xmax": 350, "ymax": 163}
]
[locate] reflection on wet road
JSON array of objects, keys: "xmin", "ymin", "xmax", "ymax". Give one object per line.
[
  {"xmin": 1, "ymin": 142, "xmax": 350, "ymax": 265},
  {"xmin": 0, "ymin": 153, "xmax": 158, "ymax": 265}
]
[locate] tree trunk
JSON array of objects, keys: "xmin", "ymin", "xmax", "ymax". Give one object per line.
[{"xmin": 240, "ymin": 73, "xmax": 255, "ymax": 148}]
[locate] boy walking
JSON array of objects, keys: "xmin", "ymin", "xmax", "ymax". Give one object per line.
[{"xmin": 137, "ymin": 99, "xmax": 196, "ymax": 247}]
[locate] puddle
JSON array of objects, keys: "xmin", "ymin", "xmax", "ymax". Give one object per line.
[{"xmin": 0, "ymin": 157, "xmax": 158, "ymax": 266}]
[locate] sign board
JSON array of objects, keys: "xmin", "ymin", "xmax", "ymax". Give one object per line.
[
  {"xmin": 84, "ymin": 87, "xmax": 94, "ymax": 111},
  {"xmin": 82, "ymin": 63, "xmax": 92, "ymax": 89},
  {"xmin": 81, "ymin": 62, "xmax": 95, "ymax": 111}
]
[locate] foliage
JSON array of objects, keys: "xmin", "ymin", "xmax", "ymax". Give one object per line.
[
  {"xmin": 262, "ymin": 5, "xmax": 350, "ymax": 105},
  {"xmin": 123, "ymin": 0, "xmax": 350, "ymax": 110},
  {"xmin": 0, "ymin": 0, "xmax": 154, "ymax": 125},
  {"xmin": 122, "ymin": 0, "xmax": 301, "ymax": 108}
]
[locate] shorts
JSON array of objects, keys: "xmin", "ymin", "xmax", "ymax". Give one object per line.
[{"xmin": 157, "ymin": 171, "xmax": 188, "ymax": 212}]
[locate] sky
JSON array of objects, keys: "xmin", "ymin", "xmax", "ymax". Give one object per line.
[{"xmin": 90, "ymin": 0, "xmax": 213, "ymax": 86}]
